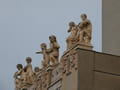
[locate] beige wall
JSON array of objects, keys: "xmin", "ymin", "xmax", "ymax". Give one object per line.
[
  {"xmin": 102, "ymin": 0, "xmax": 120, "ymax": 56},
  {"xmin": 77, "ymin": 49, "xmax": 120, "ymax": 90}
]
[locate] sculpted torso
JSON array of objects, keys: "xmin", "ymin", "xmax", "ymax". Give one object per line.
[
  {"xmin": 69, "ymin": 26, "xmax": 78, "ymax": 40},
  {"xmin": 50, "ymin": 42, "xmax": 60, "ymax": 56},
  {"xmin": 24, "ymin": 64, "xmax": 33, "ymax": 84}
]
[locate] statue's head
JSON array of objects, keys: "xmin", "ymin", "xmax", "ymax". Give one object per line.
[
  {"xmin": 34, "ymin": 67, "xmax": 39, "ymax": 72},
  {"xmin": 81, "ymin": 14, "xmax": 87, "ymax": 21},
  {"xmin": 41, "ymin": 43, "xmax": 47, "ymax": 50},
  {"xmin": 49, "ymin": 35, "xmax": 56, "ymax": 43},
  {"xmin": 69, "ymin": 22, "xmax": 75, "ymax": 27},
  {"xmin": 26, "ymin": 57, "xmax": 32, "ymax": 64},
  {"xmin": 16, "ymin": 64, "xmax": 23, "ymax": 70}
]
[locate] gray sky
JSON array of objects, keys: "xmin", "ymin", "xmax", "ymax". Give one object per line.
[{"xmin": 0, "ymin": 0, "xmax": 101, "ymax": 90}]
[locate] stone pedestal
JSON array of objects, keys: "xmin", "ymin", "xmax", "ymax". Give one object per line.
[
  {"xmin": 74, "ymin": 43, "xmax": 93, "ymax": 50},
  {"xmin": 64, "ymin": 43, "xmax": 93, "ymax": 55}
]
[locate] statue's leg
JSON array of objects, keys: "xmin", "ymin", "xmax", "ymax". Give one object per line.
[
  {"xmin": 46, "ymin": 57, "xmax": 50, "ymax": 66},
  {"xmin": 66, "ymin": 38, "xmax": 71, "ymax": 49},
  {"xmin": 69, "ymin": 39, "xmax": 74, "ymax": 49},
  {"xmin": 54, "ymin": 56, "xmax": 59, "ymax": 64},
  {"xmin": 85, "ymin": 31, "xmax": 91, "ymax": 44},
  {"xmin": 42, "ymin": 60, "xmax": 47, "ymax": 68},
  {"xmin": 50, "ymin": 53, "xmax": 59, "ymax": 65},
  {"xmin": 50, "ymin": 54, "xmax": 55, "ymax": 65},
  {"xmin": 79, "ymin": 31, "xmax": 84, "ymax": 42}
]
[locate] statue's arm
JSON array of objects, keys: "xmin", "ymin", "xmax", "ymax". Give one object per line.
[
  {"xmin": 67, "ymin": 29, "xmax": 71, "ymax": 32},
  {"xmin": 14, "ymin": 71, "xmax": 21, "ymax": 79},
  {"xmin": 54, "ymin": 43, "xmax": 60, "ymax": 49},
  {"xmin": 36, "ymin": 51, "xmax": 43, "ymax": 54},
  {"xmin": 47, "ymin": 43, "xmax": 53, "ymax": 52},
  {"xmin": 13, "ymin": 72, "xmax": 17, "ymax": 78}
]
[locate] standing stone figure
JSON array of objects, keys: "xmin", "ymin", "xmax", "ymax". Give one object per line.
[
  {"xmin": 48, "ymin": 35, "xmax": 60, "ymax": 65},
  {"xmin": 33, "ymin": 67, "xmax": 41, "ymax": 90},
  {"xmin": 66, "ymin": 22, "xmax": 78, "ymax": 49},
  {"xmin": 36, "ymin": 43, "xmax": 50, "ymax": 68},
  {"xmin": 23, "ymin": 57, "xmax": 33, "ymax": 85},
  {"xmin": 14, "ymin": 64, "xmax": 24, "ymax": 90},
  {"xmin": 78, "ymin": 14, "xmax": 92, "ymax": 44}
]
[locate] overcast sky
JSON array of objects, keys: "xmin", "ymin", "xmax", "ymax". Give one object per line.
[{"xmin": 0, "ymin": 0, "xmax": 101, "ymax": 90}]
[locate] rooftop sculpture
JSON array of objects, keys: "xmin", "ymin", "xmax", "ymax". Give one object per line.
[
  {"xmin": 66, "ymin": 14, "xmax": 92, "ymax": 50},
  {"xmin": 14, "ymin": 57, "xmax": 34, "ymax": 90},
  {"xmin": 36, "ymin": 35, "xmax": 60, "ymax": 68},
  {"xmin": 14, "ymin": 14, "xmax": 93, "ymax": 90}
]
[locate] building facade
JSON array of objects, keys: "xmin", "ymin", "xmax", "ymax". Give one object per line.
[
  {"xmin": 102, "ymin": 0, "xmax": 120, "ymax": 56},
  {"xmin": 27, "ymin": 45, "xmax": 120, "ymax": 90}
]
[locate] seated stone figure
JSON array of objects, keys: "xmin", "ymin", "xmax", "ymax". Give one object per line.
[
  {"xmin": 23, "ymin": 57, "xmax": 33, "ymax": 85},
  {"xmin": 36, "ymin": 43, "xmax": 50, "ymax": 68},
  {"xmin": 66, "ymin": 22, "xmax": 78, "ymax": 49},
  {"xmin": 14, "ymin": 64, "xmax": 24, "ymax": 90},
  {"xmin": 78, "ymin": 14, "xmax": 92, "ymax": 44},
  {"xmin": 48, "ymin": 35, "xmax": 60, "ymax": 65}
]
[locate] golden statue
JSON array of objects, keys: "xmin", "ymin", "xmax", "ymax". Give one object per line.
[
  {"xmin": 14, "ymin": 64, "xmax": 24, "ymax": 90},
  {"xmin": 36, "ymin": 43, "xmax": 50, "ymax": 68},
  {"xmin": 48, "ymin": 35, "xmax": 60, "ymax": 65},
  {"xmin": 66, "ymin": 22, "xmax": 78, "ymax": 49},
  {"xmin": 23, "ymin": 57, "xmax": 34, "ymax": 85},
  {"xmin": 33, "ymin": 67, "xmax": 41, "ymax": 90},
  {"xmin": 78, "ymin": 14, "xmax": 92, "ymax": 44}
]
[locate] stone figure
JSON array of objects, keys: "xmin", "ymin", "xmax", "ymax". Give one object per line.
[
  {"xmin": 48, "ymin": 35, "xmax": 60, "ymax": 65},
  {"xmin": 78, "ymin": 14, "xmax": 92, "ymax": 44},
  {"xmin": 33, "ymin": 67, "xmax": 41, "ymax": 90},
  {"xmin": 23, "ymin": 57, "xmax": 33, "ymax": 85},
  {"xmin": 66, "ymin": 22, "xmax": 78, "ymax": 49},
  {"xmin": 36, "ymin": 43, "xmax": 50, "ymax": 68},
  {"xmin": 34, "ymin": 67, "xmax": 40, "ymax": 75},
  {"xmin": 14, "ymin": 64, "xmax": 24, "ymax": 90},
  {"xmin": 41, "ymin": 71, "xmax": 48, "ymax": 89}
]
